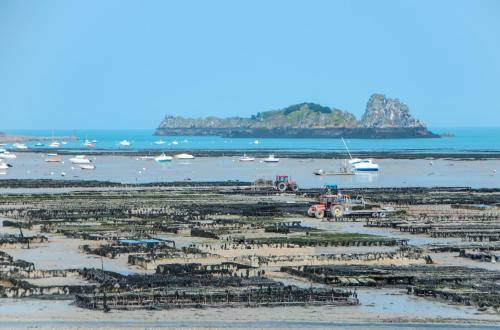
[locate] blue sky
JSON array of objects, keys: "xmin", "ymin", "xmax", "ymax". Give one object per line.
[{"xmin": 0, "ymin": 0, "xmax": 499, "ymax": 129}]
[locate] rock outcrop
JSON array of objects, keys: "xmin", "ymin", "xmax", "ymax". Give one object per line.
[
  {"xmin": 360, "ymin": 94, "xmax": 423, "ymax": 128},
  {"xmin": 156, "ymin": 94, "xmax": 438, "ymax": 138}
]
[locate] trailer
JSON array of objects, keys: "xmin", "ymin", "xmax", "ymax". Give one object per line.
[{"xmin": 307, "ymin": 186, "xmax": 396, "ymax": 219}]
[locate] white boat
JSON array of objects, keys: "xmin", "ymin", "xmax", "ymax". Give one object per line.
[
  {"xmin": 341, "ymin": 137, "xmax": 379, "ymax": 172},
  {"xmin": 119, "ymin": 140, "xmax": 131, "ymax": 146},
  {"xmin": 0, "ymin": 162, "xmax": 10, "ymax": 170},
  {"xmin": 253, "ymin": 140, "xmax": 261, "ymax": 145},
  {"xmin": 69, "ymin": 155, "xmax": 91, "ymax": 164},
  {"xmin": 78, "ymin": 164, "xmax": 95, "ymax": 170},
  {"xmin": 49, "ymin": 141, "xmax": 60, "ymax": 148},
  {"xmin": 263, "ymin": 154, "xmax": 279, "ymax": 163},
  {"xmin": 171, "ymin": 140, "xmax": 179, "ymax": 145},
  {"xmin": 175, "ymin": 153, "xmax": 194, "ymax": 160},
  {"xmin": 349, "ymin": 158, "xmax": 380, "ymax": 172},
  {"xmin": 239, "ymin": 154, "xmax": 255, "ymax": 162},
  {"xmin": 155, "ymin": 154, "xmax": 173, "ymax": 163},
  {"xmin": 61, "ymin": 141, "xmax": 67, "ymax": 145},
  {"xmin": 154, "ymin": 140, "xmax": 166, "ymax": 145},
  {"xmin": 34, "ymin": 142, "xmax": 44, "ymax": 147},
  {"xmin": 13, "ymin": 143, "xmax": 28, "ymax": 150},
  {"xmin": 0, "ymin": 151, "xmax": 17, "ymax": 159},
  {"xmin": 83, "ymin": 139, "xmax": 95, "ymax": 148}
]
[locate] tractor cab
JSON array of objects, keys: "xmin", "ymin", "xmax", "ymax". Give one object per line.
[
  {"xmin": 274, "ymin": 175, "xmax": 299, "ymax": 192},
  {"xmin": 276, "ymin": 175, "xmax": 289, "ymax": 183}
]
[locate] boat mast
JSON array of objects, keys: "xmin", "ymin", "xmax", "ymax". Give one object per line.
[{"xmin": 341, "ymin": 137, "xmax": 353, "ymax": 160}]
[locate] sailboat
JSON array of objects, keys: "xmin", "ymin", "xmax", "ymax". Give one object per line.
[
  {"xmin": 342, "ymin": 137, "xmax": 379, "ymax": 172},
  {"xmin": 175, "ymin": 153, "xmax": 194, "ymax": 160},
  {"xmin": 155, "ymin": 153, "xmax": 173, "ymax": 163},
  {"xmin": 78, "ymin": 164, "xmax": 95, "ymax": 170},
  {"xmin": 119, "ymin": 140, "xmax": 131, "ymax": 146},
  {"xmin": 0, "ymin": 162, "xmax": 12, "ymax": 170},
  {"xmin": 69, "ymin": 155, "xmax": 91, "ymax": 164},
  {"xmin": 239, "ymin": 153, "xmax": 255, "ymax": 162},
  {"xmin": 13, "ymin": 143, "xmax": 28, "ymax": 150},
  {"xmin": 0, "ymin": 151, "xmax": 17, "ymax": 159},
  {"xmin": 83, "ymin": 137, "xmax": 95, "ymax": 148},
  {"xmin": 263, "ymin": 154, "xmax": 279, "ymax": 163},
  {"xmin": 49, "ymin": 130, "xmax": 60, "ymax": 148}
]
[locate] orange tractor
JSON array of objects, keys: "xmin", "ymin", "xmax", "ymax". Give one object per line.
[
  {"xmin": 274, "ymin": 175, "xmax": 299, "ymax": 192},
  {"xmin": 307, "ymin": 184, "xmax": 393, "ymax": 219},
  {"xmin": 307, "ymin": 193, "xmax": 353, "ymax": 218}
]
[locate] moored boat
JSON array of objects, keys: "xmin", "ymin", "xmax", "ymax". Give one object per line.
[
  {"xmin": 349, "ymin": 158, "xmax": 380, "ymax": 172},
  {"xmin": 155, "ymin": 154, "xmax": 173, "ymax": 163},
  {"xmin": 239, "ymin": 154, "xmax": 255, "ymax": 162},
  {"xmin": 78, "ymin": 164, "xmax": 95, "ymax": 170},
  {"xmin": 70, "ymin": 155, "xmax": 91, "ymax": 164},
  {"xmin": 119, "ymin": 140, "xmax": 131, "ymax": 146},
  {"xmin": 13, "ymin": 143, "xmax": 28, "ymax": 150},
  {"xmin": 0, "ymin": 151, "xmax": 17, "ymax": 159},
  {"xmin": 45, "ymin": 154, "xmax": 62, "ymax": 162},
  {"xmin": 263, "ymin": 154, "xmax": 279, "ymax": 163},
  {"xmin": 341, "ymin": 137, "xmax": 379, "ymax": 172},
  {"xmin": 175, "ymin": 153, "xmax": 194, "ymax": 160}
]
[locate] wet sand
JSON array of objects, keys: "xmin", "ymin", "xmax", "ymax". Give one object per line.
[
  {"xmin": 1, "ymin": 152, "xmax": 499, "ymax": 188},
  {"xmin": 1, "ymin": 183, "xmax": 500, "ymax": 329},
  {"xmin": 1, "ymin": 289, "xmax": 500, "ymax": 329}
]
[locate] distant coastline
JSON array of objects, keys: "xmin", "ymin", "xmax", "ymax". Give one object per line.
[{"xmin": 0, "ymin": 132, "xmax": 78, "ymax": 143}]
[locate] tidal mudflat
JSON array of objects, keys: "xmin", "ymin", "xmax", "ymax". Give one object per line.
[
  {"xmin": 0, "ymin": 183, "xmax": 499, "ymax": 329},
  {"xmin": 1, "ymin": 152, "xmax": 500, "ymax": 188}
]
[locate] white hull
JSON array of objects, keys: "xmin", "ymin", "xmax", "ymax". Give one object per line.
[
  {"xmin": 155, "ymin": 154, "xmax": 173, "ymax": 163},
  {"xmin": 70, "ymin": 156, "xmax": 91, "ymax": 164},
  {"xmin": 349, "ymin": 158, "xmax": 379, "ymax": 172},
  {"xmin": 78, "ymin": 164, "xmax": 95, "ymax": 170},
  {"xmin": 263, "ymin": 155, "xmax": 279, "ymax": 163},
  {"xmin": 0, "ymin": 152, "xmax": 16, "ymax": 159},
  {"xmin": 175, "ymin": 153, "xmax": 194, "ymax": 160}
]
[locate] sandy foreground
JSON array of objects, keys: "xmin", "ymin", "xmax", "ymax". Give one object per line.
[{"xmin": 1, "ymin": 222, "xmax": 500, "ymax": 329}]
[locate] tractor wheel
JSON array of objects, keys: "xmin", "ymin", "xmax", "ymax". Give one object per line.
[
  {"xmin": 331, "ymin": 205, "xmax": 344, "ymax": 218},
  {"xmin": 291, "ymin": 184, "xmax": 299, "ymax": 192},
  {"xmin": 307, "ymin": 208, "xmax": 315, "ymax": 217},
  {"xmin": 314, "ymin": 209, "xmax": 325, "ymax": 219},
  {"xmin": 372, "ymin": 212, "xmax": 379, "ymax": 218},
  {"xmin": 379, "ymin": 212, "xmax": 387, "ymax": 218},
  {"xmin": 277, "ymin": 182, "xmax": 287, "ymax": 192}
]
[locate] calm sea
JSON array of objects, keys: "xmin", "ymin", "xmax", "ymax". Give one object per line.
[{"xmin": 2, "ymin": 128, "xmax": 499, "ymax": 153}]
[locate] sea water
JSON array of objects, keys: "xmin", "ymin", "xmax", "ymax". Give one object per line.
[{"xmin": 2, "ymin": 127, "xmax": 499, "ymax": 153}]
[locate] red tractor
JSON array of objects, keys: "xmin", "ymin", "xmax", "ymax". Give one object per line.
[
  {"xmin": 274, "ymin": 175, "xmax": 299, "ymax": 192},
  {"xmin": 307, "ymin": 193, "xmax": 351, "ymax": 219}
]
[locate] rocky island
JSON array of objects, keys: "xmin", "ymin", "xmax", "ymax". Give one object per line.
[{"xmin": 155, "ymin": 94, "xmax": 439, "ymax": 139}]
